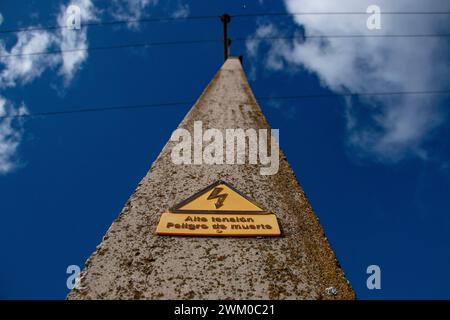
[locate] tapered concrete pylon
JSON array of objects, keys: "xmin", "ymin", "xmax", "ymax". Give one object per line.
[{"xmin": 68, "ymin": 57, "xmax": 355, "ymax": 300}]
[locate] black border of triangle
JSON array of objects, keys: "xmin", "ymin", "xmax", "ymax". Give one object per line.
[{"xmin": 170, "ymin": 180, "xmax": 268, "ymax": 214}]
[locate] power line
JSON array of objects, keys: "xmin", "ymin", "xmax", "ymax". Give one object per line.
[
  {"xmin": 1, "ymin": 11, "xmax": 449, "ymax": 34},
  {"xmin": 239, "ymin": 34, "xmax": 450, "ymax": 41},
  {"xmin": 233, "ymin": 11, "xmax": 450, "ymax": 18},
  {"xmin": 0, "ymin": 39, "xmax": 221, "ymax": 58},
  {"xmin": 1, "ymin": 101, "xmax": 193, "ymax": 119},
  {"xmin": 0, "ymin": 15, "xmax": 220, "ymax": 34},
  {"xmin": 2, "ymin": 33, "xmax": 450, "ymax": 59},
  {"xmin": 2, "ymin": 90, "xmax": 449, "ymax": 120},
  {"xmin": 257, "ymin": 90, "xmax": 450, "ymax": 101}
]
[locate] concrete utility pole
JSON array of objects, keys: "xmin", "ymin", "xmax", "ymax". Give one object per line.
[{"xmin": 67, "ymin": 57, "xmax": 354, "ymax": 299}]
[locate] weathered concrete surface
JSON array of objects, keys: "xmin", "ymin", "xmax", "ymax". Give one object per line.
[{"xmin": 68, "ymin": 58, "xmax": 355, "ymax": 300}]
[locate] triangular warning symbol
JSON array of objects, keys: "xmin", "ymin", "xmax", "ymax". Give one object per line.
[{"xmin": 170, "ymin": 180, "xmax": 267, "ymax": 214}]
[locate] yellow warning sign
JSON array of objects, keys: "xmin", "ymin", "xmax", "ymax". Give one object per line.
[
  {"xmin": 171, "ymin": 180, "xmax": 265, "ymax": 213},
  {"xmin": 155, "ymin": 180, "xmax": 281, "ymax": 237},
  {"xmin": 156, "ymin": 212, "xmax": 280, "ymax": 236}
]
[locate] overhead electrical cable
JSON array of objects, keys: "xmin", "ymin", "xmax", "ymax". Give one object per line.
[
  {"xmin": 1, "ymin": 11, "xmax": 449, "ymax": 34},
  {"xmin": 2, "ymin": 90, "xmax": 449, "ymax": 120},
  {"xmin": 2, "ymin": 33, "xmax": 450, "ymax": 58}
]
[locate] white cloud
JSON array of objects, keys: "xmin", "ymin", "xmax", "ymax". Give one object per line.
[
  {"xmin": 0, "ymin": 0, "xmax": 97, "ymax": 173},
  {"xmin": 0, "ymin": 96, "xmax": 27, "ymax": 174},
  {"xmin": 0, "ymin": 31, "xmax": 56, "ymax": 87},
  {"xmin": 247, "ymin": 0, "xmax": 450, "ymax": 163},
  {"xmin": 0, "ymin": 0, "xmax": 97, "ymax": 88},
  {"xmin": 172, "ymin": 2, "xmax": 190, "ymax": 18},
  {"xmin": 55, "ymin": 0, "xmax": 98, "ymax": 84},
  {"xmin": 110, "ymin": 0, "xmax": 157, "ymax": 29}
]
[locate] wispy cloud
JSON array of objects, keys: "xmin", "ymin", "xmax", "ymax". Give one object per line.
[
  {"xmin": 0, "ymin": 0, "xmax": 189, "ymax": 173},
  {"xmin": 0, "ymin": 31, "xmax": 56, "ymax": 87},
  {"xmin": 0, "ymin": 97, "xmax": 27, "ymax": 174},
  {"xmin": 172, "ymin": 2, "xmax": 189, "ymax": 18},
  {"xmin": 110, "ymin": 0, "xmax": 158, "ymax": 29},
  {"xmin": 109, "ymin": 0, "xmax": 190, "ymax": 29},
  {"xmin": 55, "ymin": 0, "xmax": 98, "ymax": 84},
  {"xmin": 247, "ymin": 0, "xmax": 450, "ymax": 163},
  {"xmin": 0, "ymin": 0, "xmax": 97, "ymax": 88},
  {"xmin": 0, "ymin": 26, "xmax": 54, "ymax": 174},
  {"xmin": 0, "ymin": 0, "xmax": 97, "ymax": 173}
]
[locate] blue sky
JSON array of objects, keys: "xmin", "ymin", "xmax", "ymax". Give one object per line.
[{"xmin": 0, "ymin": 0, "xmax": 449, "ymax": 299}]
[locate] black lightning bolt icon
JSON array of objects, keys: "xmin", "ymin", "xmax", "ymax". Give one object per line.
[{"xmin": 207, "ymin": 187, "xmax": 228, "ymax": 209}]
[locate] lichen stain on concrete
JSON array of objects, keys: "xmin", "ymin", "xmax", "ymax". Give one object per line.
[{"xmin": 67, "ymin": 58, "xmax": 355, "ymax": 300}]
